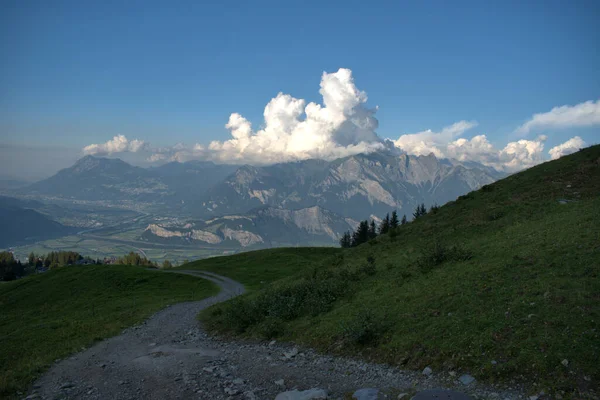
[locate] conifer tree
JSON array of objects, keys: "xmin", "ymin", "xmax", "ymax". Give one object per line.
[
  {"xmin": 368, "ymin": 220, "xmax": 377, "ymax": 240},
  {"xmin": 401, "ymin": 214, "xmax": 407, "ymax": 225},
  {"xmin": 379, "ymin": 213, "xmax": 390, "ymax": 234},
  {"xmin": 352, "ymin": 220, "xmax": 370, "ymax": 247},
  {"xmin": 390, "ymin": 211, "xmax": 399, "ymax": 229},
  {"xmin": 413, "ymin": 204, "xmax": 422, "ymax": 219},
  {"xmin": 339, "ymin": 231, "xmax": 352, "ymax": 248}
]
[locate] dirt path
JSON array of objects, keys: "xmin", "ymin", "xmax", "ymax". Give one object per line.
[{"xmin": 27, "ymin": 271, "xmax": 526, "ymax": 400}]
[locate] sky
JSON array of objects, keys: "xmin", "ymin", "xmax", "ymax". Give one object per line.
[{"xmin": 0, "ymin": 0, "xmax": 599, "ymax": 180}]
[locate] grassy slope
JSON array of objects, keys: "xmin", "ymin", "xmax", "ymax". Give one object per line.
[
  {"xmin": 0, "ymin": 266, "xmax": 219, "ymax": 397},
  {"xmin": 178, "ymin": 247, "xmax": 342, "ymax": 290},
  {"xmin": 200, "ymin": 146, "xmax": 600, "ymax": 394}
]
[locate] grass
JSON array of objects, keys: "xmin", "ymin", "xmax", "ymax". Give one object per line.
[
  {"xmin": 0, "ymin": 265, "xmax": 219, "ymax": 397},
  {"xmin": 199, "ymin": 145, "xmax": 600, "ymax": 396},
  {"xmin": 178, "ymin": 247, "xmax": 342, "ymax": 290}
]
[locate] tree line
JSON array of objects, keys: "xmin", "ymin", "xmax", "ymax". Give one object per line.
[
  {"xmin": 339, "ymin": 202, "xmax": 438, "ymax": 248},
  {"xmin": 1, "ymin": 250, "xmax": 175, "ymax": 281}
]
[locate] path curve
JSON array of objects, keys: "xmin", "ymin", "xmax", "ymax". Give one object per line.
[{"xmin": 27, "ymin": 270, "xmax": 524, "ymax": 400}]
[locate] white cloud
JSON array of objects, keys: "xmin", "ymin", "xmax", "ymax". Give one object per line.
[
  {"xmin": 82, "ymin": 70, "xmax": 593, "ymax": 173},
  {"xmin": 83, "ymin": 135, "xmax": 147, "ymax": 155},
  {"xmin": 393, "ymin": 121, "xmax": 478, "ymax": 158},
  {"xmin": 499, "ymin": 138, "xmax": 546, "ymax": 170},
  {"xmin": 515, "ymin": 100, "xmax": 600, "ymax": 135},
  {"xmin": 204, "ymin": 68, "xmax": 384, "ymax": 164},
  {"xmin": 394, "ymin": 127, "xmax": 549, "ymax": 172},
  {"xmin": 548, "ymin": 136, "xmax": 587, "ymax": 160}
]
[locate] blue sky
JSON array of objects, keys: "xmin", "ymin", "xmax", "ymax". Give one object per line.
[{"xmin": 0, "ymin": 0, "xmax": 599, "ymax": 179}]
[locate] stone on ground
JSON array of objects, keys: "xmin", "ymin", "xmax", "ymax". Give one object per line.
[
  {"xmin": 274, "ymin": 388, "xmax": 328, "ymax": 400},
  {"xmin": 458, "ymin": 374, "xmax": 476, "ymax": 385},
  {"xmin": 352, "ymin": 388, "xmax": 379, "ymax": 400}
]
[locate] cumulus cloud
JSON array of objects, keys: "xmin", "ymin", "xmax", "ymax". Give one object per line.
[
  {"xmin": 548, "ymin": 136, "xmax": 587, "ymax": 160},
  {"xmin": 393, "ymin": 124, "xmax": 551, "ymax": 171},
  {"xmin": 83, "ymin": 135, "xmax": 147, "ymax": 155},
  {"xmin": 203, "ymin": 68, "xmax": 383, "ymax": 164},
  {"xmin": 515, "ymin": 100, "xmax": 600, "ymax": 135},
  {"xmin": 82, "ymin": 69, "xmax": 593, "ymax": 173},
  {"xmin": 393, "ymin": 121, "xmax": 478, "ymax": 158}
]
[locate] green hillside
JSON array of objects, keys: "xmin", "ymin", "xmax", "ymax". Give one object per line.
[
  {"xmin": 199, "ymin": 146, "xmax": 600, "ymax": 394},
  {"xmin": 0, "ymin": 266, "xmax": 218, "ymax": 397},
  {"xmin": 179, "ymin": 247, "xmax": 342, "ymax": 290}
]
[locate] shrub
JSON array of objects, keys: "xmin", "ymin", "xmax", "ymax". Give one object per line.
[
  {"xmin": 417, "ymin": 241, "xmax": 473, "ymax": 272},
  {"xmin": 358, "ymin": 255, "xmax": 377, "ymax": 276},
  {"xmin": 259, "ymin": 316, "xmax": 285, "ymax": 338},
  {"xmin": 341, "ymin": 309, "xmax": 389, "ymax": 346},
  {"xmin": 487, "ymin": 210, "xmax": 505, "ymax": 221},
  {"xmin": 220, "ymin": 297, "xmax": 264, "ymax": 333}
]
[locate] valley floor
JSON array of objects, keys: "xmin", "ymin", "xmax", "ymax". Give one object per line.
[{"xmin": 27, "ymin": 270, "xmax": 527, "ymax": 400}]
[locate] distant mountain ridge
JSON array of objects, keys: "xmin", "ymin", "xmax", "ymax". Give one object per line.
[
  {"xmin": 18, "ymin": 152, "xmax": 503, "ymax": 248},
  {"xmin": 194, "ymin": 151, "xmax": 504, "ymax": 220}
]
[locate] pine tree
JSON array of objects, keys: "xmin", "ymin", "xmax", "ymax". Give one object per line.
[
  {"xmin": 339, "ymin": 231, "xmax": 352, "ymax": 248},
  {"xmin": 28, "ymin": 252, "xmax": 35, "ymax": 266},
  {"xmin": 368, "ymin": 220, "xmax": 377, "ymax": 240},
  {"xmin": 390, "ymin": 211, "xmax": 399, "ymax": 229},
  {"xmin": 379, "ymin": 213, "xmax": 390, "ymax": 234},
  {"xmin": 401, "ymin": 214, "xmax": 407, "ymax": 225},
  {"xmin": 413, "ymin": 204, "xmax": 422, "ymax": 219},
  {"xmin": 352, "ymin": 220, "xmax": 370, "ymax": 247},
  {"xmin": 420, "ymin": 203, "xmax": 427, "ymax": 216}
]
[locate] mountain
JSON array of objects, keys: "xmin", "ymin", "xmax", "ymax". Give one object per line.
[
  {"xmin": 20, "ymin": 153, "xmax": 503, "ymax": 241},
  {"xmin": 141, "ymin": 205, "xmax": 356, "ymax": 248},
  {"xmin": 0, "ymin": 196, "xmax": 74, "ymax": 248},
  {"xmin": 24, "ymin": 155, "xmax": 169, "ymax": 202},
  {"xmin": 150, "ymin": 160, "xmax": 238, "ymax": 205},
  {"xmin": 22, "ymin": 156, "xmax": 238, "ymax": 207},
  {"xmin": 193, "ymin": 152, "xmax": 503, "ymax": 220}
]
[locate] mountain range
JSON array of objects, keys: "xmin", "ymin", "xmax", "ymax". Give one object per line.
[{"xmin": 8, "ymin": 151, "xmax": 505, "ymax": 249}]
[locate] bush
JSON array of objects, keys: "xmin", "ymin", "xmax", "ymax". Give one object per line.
[
  {"xmin": 417, "ymin": 241, "xmax": 473, "ymax": 272},
  {"xmin": 340, "ymin": 309, "xmax": 389, "ymax": 346},
  {"xmin": 220, "ymin": 297, "xmax": 264, "ymax": 333},
  {"xmin": 358, "ymin": 255, "xmax": 377, "ymax": 276},
  {"xmin": 259, "ymin": 316, "xmax": 286, "ymax": 338}
]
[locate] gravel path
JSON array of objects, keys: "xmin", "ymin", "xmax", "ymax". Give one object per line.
[{"xmin": 26, "ymin": 270, "xmax": 528, "ymax": 400}]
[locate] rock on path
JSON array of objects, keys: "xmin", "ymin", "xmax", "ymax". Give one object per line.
[{"xmin": 26, "ymin": 270, "xmax": 525, "ymax": 400}]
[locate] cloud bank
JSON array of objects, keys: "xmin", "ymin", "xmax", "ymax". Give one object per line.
[
  {"xmin": 393, "ymin": 125, "xmax": 550, "ymax": 172},
  {"xmin": 515, "ymin": 100, "xmax": 600, "ymax": 135},
  {"xmin": 81, "ymin": 69, "xmax": 595, "ymax": 172},
  {"xmin": 83, "ymin": 135, "xmax": 147, "ymax": 156}
]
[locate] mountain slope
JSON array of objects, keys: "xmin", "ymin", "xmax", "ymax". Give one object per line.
[
  {"xmin": 195, "ymin": 145, "xmax": 600, "ymax": 393},
  {"xmin": 0, "ymin": 196, "xmax": 74, "ymax": 247},
  {"xmin": 24, "ymin": 155, "xmax": 168, "ymax": 201},
  {"xmin": 196, "ymin": 152, "xmax": 501, "ymax": 220},
  {"xmin": 141, "ymin": 205, "xmax": 356, "ymax": 248}
]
